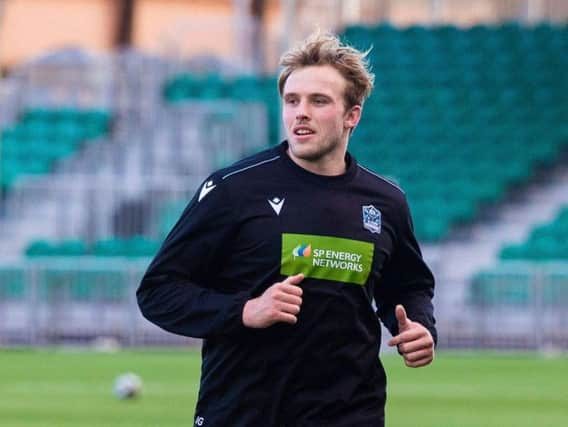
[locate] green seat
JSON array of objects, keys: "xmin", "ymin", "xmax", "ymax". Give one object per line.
[
  {"xmin": 499, "ymin": 205, "xmax": 568, "ymax": 262},
  {"xmin": 91, "ymin": 237, "xmax": 159, "ymax": 258},
  {"xmin": 25, "ymin": 239, "xmax": 88, "ymax": 257},
  {"xmin": 161, "ymin": 24, "xmax": 568, "ymax": 243},
  {"xmin": 125, "ymin": 236, "xmax": 160, "ymax": 258},
  {"xmin": 500, "ymin": 244, "xmax": 528, "ymax": 260},
  {"xmin": 416, "ymin": 217, "xmax": 448, "ymax": 242},
  {"xmin": 2, "ymin": 107, "xmax": 112, "ymax": 195},
  {"xmin": 92, "ymin": 239, "xmax": 126, "ymax": 257},
  {"xmin": 25, "ymin": 240, "xmax": 57, "ymax": 257},
  {"xmin": 56, "ymin": 240, "xmax": 88, "ymax": 256}
]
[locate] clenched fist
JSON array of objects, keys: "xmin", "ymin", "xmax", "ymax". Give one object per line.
[{"xmin": 242, "ymin": 274, "xmax": 304, "ymax": 328}]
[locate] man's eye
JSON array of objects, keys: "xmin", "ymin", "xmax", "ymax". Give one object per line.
[
  {"xmin": 285, "ymin": 98, "xmax": 298, "ymax": 105},
  {"xmin": 314, "ymin": 98, "xmax": 327, "ymax": 104}
]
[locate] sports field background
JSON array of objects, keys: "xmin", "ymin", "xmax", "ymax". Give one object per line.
[
  {"xmin": 0, "ymin": 349, "xmax": 566, "ymax": 427},
  {"xmin": 0, "ymin": 2, "xmax": 567, "ymax": 426}
]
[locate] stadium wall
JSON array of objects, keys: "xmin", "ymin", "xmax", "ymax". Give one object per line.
[
  {"xmin": 0, "ymin": 0, "xmax": 116, "ymax": 67},
  {"xmin": 2, "ymin": 1, "xmax": 568, "ymax": 71}
]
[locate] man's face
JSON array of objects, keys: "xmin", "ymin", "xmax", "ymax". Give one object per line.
[{"xmin": 282, "ymin": 65, "xmax": 361, "ymax": 172}]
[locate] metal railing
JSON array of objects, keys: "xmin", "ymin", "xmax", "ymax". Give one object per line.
[
  {"xmin": 1, "ymin": 260, "xmax": 568, "ymax": 349},
  {"xmin": 0, "ymin": 258, "xmax": 199, "ymax": 346},
  {"xmin": 438, "ymin": 262, "xmax": 568, "ymax": 350}
]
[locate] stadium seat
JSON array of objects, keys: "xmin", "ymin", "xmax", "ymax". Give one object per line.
[
  {"xmin": 344, "ymin": 23, "xmax": 568, "ymax": 242},
  {"xmin": 0, "ymin": 107, "xmax": 112, "ymax": 194},
  {"xmin": 25, "ymin": 237, "xmax": 160, "ymax": 259},
  {"xmin": 25, "ymin": 240, "xmax": 87, "ymax": 257},
  {"xmin": 159, "ymin": 24, "xmax": 567, "ymax": 243},
  {"xmin": 499, "ymin": 206, "xmax": 568, "ymax": 261}
]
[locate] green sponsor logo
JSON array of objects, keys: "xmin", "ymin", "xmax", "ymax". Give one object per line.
[{"xmin": 281, "ymin": 233, "xmax": 374, "ymax": 285}]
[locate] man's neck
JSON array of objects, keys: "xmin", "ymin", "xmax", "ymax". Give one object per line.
[{"xmin": 286, "ymin": 147, "xmax": 348, "ymax": 176}]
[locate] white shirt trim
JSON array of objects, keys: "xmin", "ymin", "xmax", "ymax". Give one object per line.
[
  {"xmin": 357, "ymin": 164, "xmax": 405, "ymax": 194},
  {"xmin": 222, "ymin": 155, "xmax": 281, "ymax": 180}
]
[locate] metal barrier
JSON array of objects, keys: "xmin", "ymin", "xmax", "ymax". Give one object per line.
[
  {"xmin": 0, "ymin": 258, "xmax": 198, "ymax": 346},
  {"xmin": 1, "ymin": 259, "xmax": 568, "ymax": 349},
  {"xmin": 450, "ymin": 262, "xmax": 568, "ymax": 350}
]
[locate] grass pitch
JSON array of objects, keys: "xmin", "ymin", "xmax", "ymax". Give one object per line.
[{"xmin": 0, "ymin": 349, "xmax": 566, "ymax": 426}]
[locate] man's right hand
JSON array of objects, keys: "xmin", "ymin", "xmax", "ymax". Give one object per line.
[{"xmin": 242, "ymin": 273, "xmax": 304, "ymax": 328}]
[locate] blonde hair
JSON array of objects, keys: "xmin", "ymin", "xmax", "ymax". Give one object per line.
[{"xmin": 278, "ymin": 31, "xmax": 375, "ymax": 109}]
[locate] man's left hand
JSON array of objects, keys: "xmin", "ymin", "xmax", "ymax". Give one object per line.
[{"xmin": 387, "ymin": 304, "xmax": 434, "ymax": 368}]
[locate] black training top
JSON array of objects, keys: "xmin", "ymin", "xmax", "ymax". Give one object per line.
[{"xmin": 137, "ymin": 141, "xmax": 436, "ymax": 427}]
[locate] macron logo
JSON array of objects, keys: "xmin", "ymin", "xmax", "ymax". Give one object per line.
[
  {"xmin": 198, "ymin": 180, "xmax": 216, "ymax": 202},
  {"xmin": 268, "ymin": 197, "xmax": 285, "ymax": 215}
]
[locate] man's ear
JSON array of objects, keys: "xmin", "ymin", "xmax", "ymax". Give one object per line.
[{"xmin": 344, "ymin": 105, "xmax": 362, "ymax": 130}]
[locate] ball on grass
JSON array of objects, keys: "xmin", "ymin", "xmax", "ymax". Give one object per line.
[{"xmin": 113, "ymin": 373, "xmax": 142, "ymax": 400}]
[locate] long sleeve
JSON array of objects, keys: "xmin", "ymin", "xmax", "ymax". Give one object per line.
[
  {"xmin": 136, "ymin": 175, "xmax": 252, "ymax": 339},
  {"xmin": 374, "ymin": 195, "xmax": 437, "ymax": 345}
]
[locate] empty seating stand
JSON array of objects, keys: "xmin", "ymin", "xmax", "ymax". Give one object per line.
[
  {"xmin": 472, "ymin": 207, "xmax": 568, "ymax": 307},
  {"xmin": 344, "ymin": 23, "xmax": 568, "ymax": 242},
  {"xmin": 163, "ymin": 24, "xmax": 567, "ymax": 243},
  {"xmin": 163, "ymin": 74, "xmax": 280, "ymax": 147},
  {"xmin": 499, "ymin": 206, "xmax": 568, "ymax": 261},
  {"xmin": 0, "ymin": 107, "xmax": 111, "ymax": 193},
  {"xmin": 25, "ymin": 236, "xmax": 160, "ymax": 259}
]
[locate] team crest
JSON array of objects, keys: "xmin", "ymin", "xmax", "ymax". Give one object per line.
[{"xmin": 362, "ymin": 205, "xmax": 381, "ymax": 234}]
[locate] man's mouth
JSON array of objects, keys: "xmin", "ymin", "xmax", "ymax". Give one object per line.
[{"xmin": 294, "ymin": 127, "xmax": 315, "ymax": 136}]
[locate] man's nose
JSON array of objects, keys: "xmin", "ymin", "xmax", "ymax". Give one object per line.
[{"xmin": 295, "ymin": 101, "xmax": 310, "ymax": 120}]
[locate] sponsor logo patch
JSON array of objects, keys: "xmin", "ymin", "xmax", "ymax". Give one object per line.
[{"xmin": 281, "ymin": 234, "xmax": 374, "ymax": 286}]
